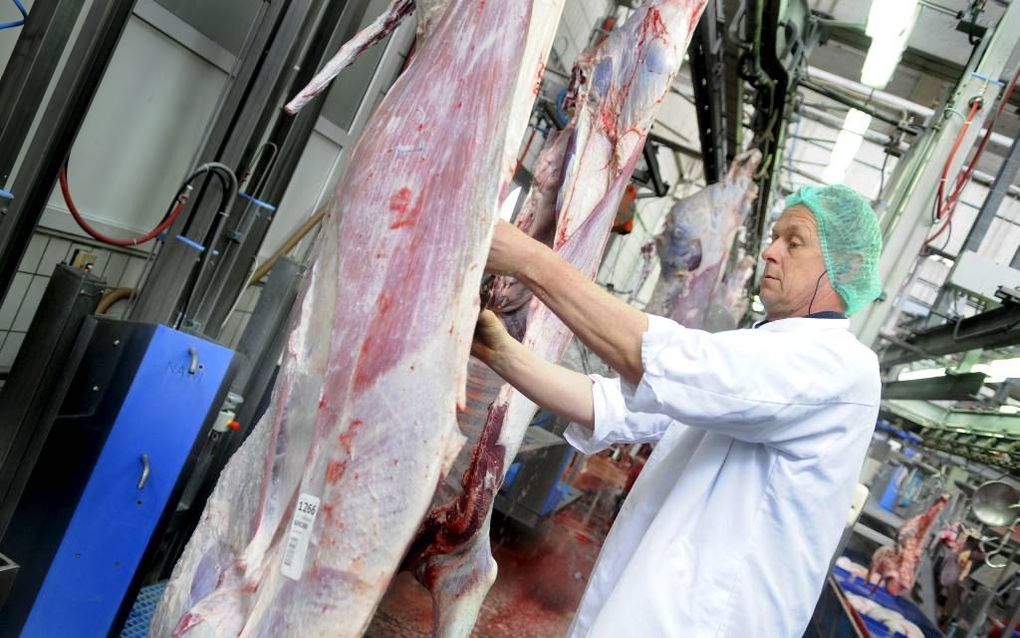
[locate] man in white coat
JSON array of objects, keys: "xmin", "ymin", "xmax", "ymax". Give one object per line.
[{"xmin": 473, "ymin": 184, "xmax": 884, "ymax": 637}]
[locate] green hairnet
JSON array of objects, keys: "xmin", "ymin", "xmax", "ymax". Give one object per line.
[{"xmin": 784, "ymin": 184, "xmax": 883, "ymax": 316}]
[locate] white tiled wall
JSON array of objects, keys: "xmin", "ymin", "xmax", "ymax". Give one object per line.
[
  {"xmin": 0, "ymin": 225, "xmax": 262, "ymax": 377},
  {"xmin": 0, "ymin": 231, "xmax": 151, "ymax": 370}
]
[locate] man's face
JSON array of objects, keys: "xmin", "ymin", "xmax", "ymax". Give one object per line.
[{"xmin": 759, "ymin": 205, "xmax": 830, "ymax": 319}]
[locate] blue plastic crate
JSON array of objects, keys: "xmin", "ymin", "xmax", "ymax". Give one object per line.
[
  {"xmin": 832, "ymin": 565, "xmax": 942, "ymax": 638},
  {"xmin": 120, "ymin": 581, "xmax": 167, "ymax": 638}
]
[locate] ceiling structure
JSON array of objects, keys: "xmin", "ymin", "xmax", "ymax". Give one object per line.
[{"xmin": 807, "ymin": 0, "xmax": 1019, "ymax": 179}]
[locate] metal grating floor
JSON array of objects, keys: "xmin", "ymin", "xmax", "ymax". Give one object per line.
[{"xmin": 120, "ymin": 581, "xmax": 167, "ymax": 638}]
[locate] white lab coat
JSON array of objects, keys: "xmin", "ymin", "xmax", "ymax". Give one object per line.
[{"xmin": 564, "ymin": 314, "xmax": 880, "ymax": 637}]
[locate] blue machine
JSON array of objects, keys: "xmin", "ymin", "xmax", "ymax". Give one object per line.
[{"xmin": 0, "ymin": 319, "xmax": 234, "ymax": 637}]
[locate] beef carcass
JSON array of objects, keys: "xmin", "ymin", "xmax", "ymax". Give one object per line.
[
  {"xmin": 406, "ymin": 2, "xmax": 709, "ymax": 635},
  {"xmin": 152, "ymin": 2, "xmax": 547, "ymax": 635},
  {"xmin": 646, "ymin": 150, "xmax": 760, "ymax": 327},
  {"xmin": 702, "ymin": 254, "xmax": 755, "ymax": 331},
  {"xmin": 868, "ymin": 494, "xmax": 950, "ymax": 596}
]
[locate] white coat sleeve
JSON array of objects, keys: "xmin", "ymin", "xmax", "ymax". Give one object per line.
[
  {"xmin": 564, "ymin": 374, "xmax": 674, "ymax": 455},
  {"xmin": 619, "ymin": 314, "xmax": 869, "ymax": 448}
]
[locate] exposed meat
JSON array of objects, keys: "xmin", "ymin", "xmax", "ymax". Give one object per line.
[
  {"xmin": 845, "ymin": 593, "xmax": 924, "ymax": 638},
  {"xmin": 645, "ymin": 220, "xmax": 702, "ymax": 314},
  {"xmin": 703, "ymin": 254, "xmax": 755, "ymax": 331},
  {"xmin": 646, "ymin": 150, "xmax": 760, "ymax": 327},
  {"xmin": 406, "ymin": 2, "xmax": 709, "ymax": 635},
  {"xmin": 869, "ymin": 494, "xmax": 950, "ymax": 596},
  {"xmin": 152, "ymin": 2, "xmax": 538, "ymax": 635},
  {"xmin": 284, "ymin": 0, "xmax": 418, "ymax": 115}
]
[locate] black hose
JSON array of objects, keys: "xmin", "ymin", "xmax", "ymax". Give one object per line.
[{"xmin": 176, "ymin": 163, "xmax": 239, "ymax": 328}]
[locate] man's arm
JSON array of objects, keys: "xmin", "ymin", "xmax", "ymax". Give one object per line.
[
  {"xmin": 487, "ymin": 221, "xmax": 648, "ymax": 385},
  {"xmin": 473, "ymin": 310, "xmax": 595, "ymax": 429}
]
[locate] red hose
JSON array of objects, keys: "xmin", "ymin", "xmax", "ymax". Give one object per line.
[
  {"xmin": 926, "ymin": 67, "xmax": 1020, "ymax": 247},
  {"xmin": 59, "ymin": 166, "xmax": 189, "ymax": 247},
  {"xmin": 934, "ymin": 99, "xmax": 981, "ymax": 221},
  {"xmin": 934, "ymin": 66, "xmax": 1015, "ymax": 216}
]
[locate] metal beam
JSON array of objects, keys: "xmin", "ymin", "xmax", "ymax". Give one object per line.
[
  {"xmin": 880, "ymin": 302, "xmax": 1020, "ymax": 366},
  {"xmin": 688, "ymin": 0, "xmax": 727, "ymax": 184},
  {"xmin": 961, "ymin": 131, "xmax": 1020, "ymax": 255},
  {"xmin": 854, "ymin": 0, "xmax": 1020, "ymax": 347},
  {"xmin": 0, "ymin": 0, "xmax": 87, "ymax": 186},
  {"xmin": 722, "ymin": 0, "xmax": 746, "ymax": 164},
  {"xmin": 942, "ymin": 410, "xmax": 1020, "ymax": 436},
  {"xmin": 883, "ymin": 399, "xmax": 951, "ymax": 427},
  {"xmin": 798, "ymin": 80, "xmax": 922, "ymax": 134},
  {"xmin": 0, "ymin": 264, "xmax": 103, "ymax": 541},
  {"xmin": 647, "ymin": 132, "xmax": 704, "ymax": 159},
  {"xmin": 884, "ymin": 399, "xmax": 1020, "ymax": 437},
  {"xmin": 0, "ymin": 1, "xmax": 136, "ymax": 313},
  {"xmin": 196, "ymin": 0, "xmax": 364, "ymax": 336},
  {"xmin": 129, "ymin": 0, "xmax": 315, "ymax": 327},
  {"xmin": 882, "ymin": 372, "xmax": 987, "ymax": 401}
]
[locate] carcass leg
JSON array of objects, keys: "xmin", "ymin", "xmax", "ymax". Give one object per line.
[{"xmin": 418, "ymin": 518, "xmax": 497, "ymax": 638}]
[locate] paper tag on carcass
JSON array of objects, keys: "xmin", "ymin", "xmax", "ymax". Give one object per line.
[{"xmin": 281, "ymin": 492, "xmax": 320, "ymax": 580}]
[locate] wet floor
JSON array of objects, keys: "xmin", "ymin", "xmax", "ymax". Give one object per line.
[{"xmin": 366, "ymin": 453, "xmax": 631, "ymax": 637}]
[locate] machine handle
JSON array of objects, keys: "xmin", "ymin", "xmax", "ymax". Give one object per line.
[
  {"xmin": 188, "ymin": 347, "xmax": 199, "ymax": 375},
  {"xmin": 137, "ymin": 454, "xmax": 150, "ymax": 490}
]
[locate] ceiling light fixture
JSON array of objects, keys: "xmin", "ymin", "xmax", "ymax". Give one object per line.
[
  {"xmin": 822, "ymin": 108, "xmax": 872, "ymax": 184},
  {"xmin": 861, "ymin": 0, "xmax": 921, "ymax": 89}
]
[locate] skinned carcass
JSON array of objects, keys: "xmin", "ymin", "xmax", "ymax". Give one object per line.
[
  {"xmin": 869, "ymin": 494, "xmax": 950, "ymax": 596},
  {"xmin": 702, "ymin": 254, "xmax": 756, "ymax": 331},
  {"xmin": 152, "ymin": 1, "xmax": 547, "ymax": 635},
  {"xmin": 646, "ymin": 150, "xmax": 761, "ymax": 327},
  {"xmin": 406, "ymin": 2, "xmax": 709, "ymax": 636}
]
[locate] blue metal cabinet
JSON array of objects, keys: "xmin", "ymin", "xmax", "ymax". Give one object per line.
[{"xmin": 2, "ymin": 321, "xmax": 233, "ymax": 637}]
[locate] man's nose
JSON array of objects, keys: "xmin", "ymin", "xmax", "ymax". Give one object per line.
[{"xmin": 762, "ymin": 241, "xmax": 780, "ymax": 264}]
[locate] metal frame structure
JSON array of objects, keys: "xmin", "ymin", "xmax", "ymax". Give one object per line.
[
  {"xmin": 0, "ymin": 1, "xmax": 136, "ymax": 309},
  {"xmin": 193, "ymin": 0, "xmax": 367, "ymax": 337},
  {"xmin": 688, "ymin": 0, "xmax": 727, "ymax": 184},
  {"xmin": 960, "ymin": 130, "xmax": 1020, "ymax": 256},
  {"xmin": 855, "ymin": 0, "xmax": 1020, "ymax": 347},
  {"xmin": 711, "ymin": 0, "xmax": 819, "ymax": 265},
  {"xmin": 0, "ymin": 264, "xmax": 104, "ymax": 541},
  {"xmin": 881, "ymin": 300, "xmax": 1020, "ymax": 366},
  {"xmin": 882, "ymin": 372, "xmax": 988, "ymax": 401},
  {"xmin": 0, "ymin": 0, "xmax": 87, "ymax": 187},
  {"xmin": 128, "ymin": 0, "xmax": 317, "ymax": 328}
]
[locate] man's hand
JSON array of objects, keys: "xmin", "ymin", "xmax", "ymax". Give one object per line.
[
  {"xmin": 471, "ymin": 309, "xmax": 512, "ymax": 366},
  {"xmin": 483, "ymin": 217, "xmax": 648, "ymax": 387},
  {"xmin": 486, "ymin": 220, "xmax": 537, "ymax": 277},
  {"xmin": 471, "ymin": 310, "xmax": 595, "ymax": 428}
]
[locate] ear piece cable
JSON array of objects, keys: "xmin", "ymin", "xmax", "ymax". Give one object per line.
[{"xmin": 807, "ymin": 271, "xmax": 826, "ymax": 315}]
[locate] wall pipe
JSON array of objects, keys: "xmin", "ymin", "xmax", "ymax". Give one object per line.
[
  {"xmin": 807, "ymin": 65, "xmax": 1014, "ymax": 153},
  {"xmin": 797, "ymin": 105, "xmax": 1020, "ymax": 199}
]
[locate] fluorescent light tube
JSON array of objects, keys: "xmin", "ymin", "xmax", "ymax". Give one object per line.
[{"xmin": 822, "ymin": 109, "xmax": 872, "ymax": 183}]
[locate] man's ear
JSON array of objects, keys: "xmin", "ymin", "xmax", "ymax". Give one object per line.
[
  {"xmin": 820, "ymin": 271, "xmax": 847, "ymax": 312},
  {"xmin": 834, "ymin": 253, "xmax": 863, "ymax": 286}
]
